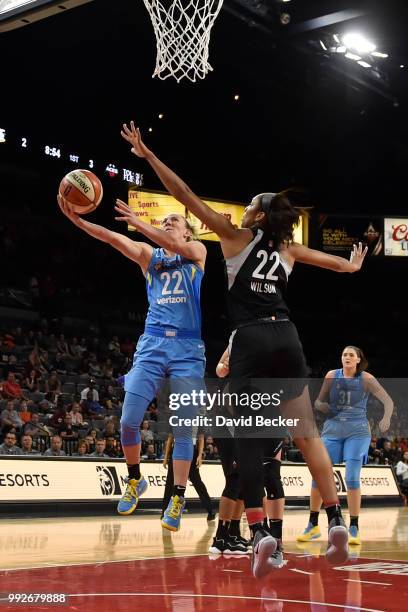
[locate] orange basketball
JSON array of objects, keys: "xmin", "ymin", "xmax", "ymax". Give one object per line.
[{"xmin": 58, "ymin": 169, "xmax": 103, "ymax": 214}]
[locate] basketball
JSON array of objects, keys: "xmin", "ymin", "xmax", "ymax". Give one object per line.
[{"xmin": 58, "ymin": 169, "xmax": 103, "ymax": 214}]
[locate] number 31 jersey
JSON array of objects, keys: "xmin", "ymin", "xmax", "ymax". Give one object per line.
[
  {"xmin": 225, "ymin": 229, "xmax": 291, "ymax": 328},
  {"xmin": 145, "ymin": 248, "xmax": 203, "ymax": 334}
]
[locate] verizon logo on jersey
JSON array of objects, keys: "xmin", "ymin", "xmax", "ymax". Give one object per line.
[
  {"xmin": 250, "ymin": 281, "xmax": 277, "ymax": 294},
  {"xmin": 157, "ymin": 296, "xmax": 187, "ymax": 304}
]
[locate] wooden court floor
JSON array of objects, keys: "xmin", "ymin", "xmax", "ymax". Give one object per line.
[{"xmin": 0, "ymin": 507, "xmax": 407, "ymax": 611}]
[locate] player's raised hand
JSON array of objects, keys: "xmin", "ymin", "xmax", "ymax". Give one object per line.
[
  {"xmin": 121, "ymin": 121, "xmax": 150, "ymax": 158},
  {"xmin": 114, "ymin": 199, "xmax": 141, "ymax": 227},
  {"xmin": 349, "ymin": 242, "xmax": 368, "ymax": 272},
  {"xmin": 57, "ymin": 194, "xmax": 82, "ymax": 227}
]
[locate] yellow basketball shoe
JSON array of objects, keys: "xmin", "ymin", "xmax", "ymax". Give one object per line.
[{"xmin": 296, "ymin": 522, "xmax": 322, "ymax": 542}]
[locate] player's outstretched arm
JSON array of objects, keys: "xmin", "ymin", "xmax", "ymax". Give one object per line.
[
  {"xmin": 114, "ymin": 199, "xmax": 206, "ymax": 269},
  {"xmin": 121, "ymin": 121, "xmax": 238, "ymax": 240},
  {"xmin": 363, "ymin": 373, "xmax": 394, "ymax": 433},
  {"xmin": 288, "ymin": 242, "xmax": 368, "ymax": 273},
  {"xmin": 58, "ymin": 195, "xmax": 152, "ymax": 272}
]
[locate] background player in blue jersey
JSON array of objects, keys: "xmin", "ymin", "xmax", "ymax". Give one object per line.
[
  {"xmin": 122, "ymin": 121, "xmax": 368, "ymax": 578},
  {"xmin": 297, "ymin": 346, "xmax": 393, "ymax": 545},
  {"xmin": 58, "ymin": 195, "xmax": 206, "ymax": 532}
]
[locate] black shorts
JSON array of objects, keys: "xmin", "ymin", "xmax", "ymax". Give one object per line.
[
  {"xmin": 229, "ymin": 319, "xmax": 309, "ymax": 402},
  {"xmin": 216, "ymin": 436, "xmax": 284, "ymax": 476}
]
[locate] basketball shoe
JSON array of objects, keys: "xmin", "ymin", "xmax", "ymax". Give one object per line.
[
  {"xmin": 251, "ymin": 529, "xmax": 277, "ymax": 578},
  {"xmin": 348, "ymin": 525, "xmax": 361, "ymax": 545},
  {"xmin": 161, "ymin": 495, "xmax": 185, "ymax": 531},
  {"xmin": 296, "ymin": 522, "xmax": 321, "ymax": 542},
  {"xmin": 326, "ymin": 516, "xmax": 349, "ymax": 564},
  {"xmin": 117, "ymin": 476, "xmax": 148, "ymax": 515}
]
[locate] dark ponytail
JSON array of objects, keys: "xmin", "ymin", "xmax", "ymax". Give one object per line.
[{"xmin": 256, "ymin": 190, "xmax": 304, "ymax": 245}]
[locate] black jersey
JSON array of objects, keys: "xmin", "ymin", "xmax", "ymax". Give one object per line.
[{"xmin": 225, "ymin": 228, "xmax": 291, "ymax": 328}]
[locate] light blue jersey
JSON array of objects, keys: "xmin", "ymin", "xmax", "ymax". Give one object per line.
[
  {"xmin": 315, "ymin": 369, "xmax": 372, "ymax": 488},
  {"xmin": 122, "ymin": 247, "xmax": 206, "ymax": 463},
  {"xmin": 145, "ymin": 248, "xmax": 203, "ymax": 335},
  {"xmin": 328, "ymin": 369, "xmax": 369, "ymax": 421}
]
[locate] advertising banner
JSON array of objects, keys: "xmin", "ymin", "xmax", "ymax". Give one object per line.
[
  {"xmin": 384, "ymin": 218, "xmax": 408, "ymax": 256},
  {"xmin": 0, "ymin": 458, "xmax": 399, "ymax": 503},
  {"xmin": 128, "ymin": 189, "xmax": 305, "ymax": 244},
  {"xmin": 316, "ymin": 215, "xmax": 383, "ymax": 255}
]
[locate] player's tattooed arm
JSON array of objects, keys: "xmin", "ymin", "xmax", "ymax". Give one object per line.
[{"xmin": 314, "ymin": 371, "xmax": 335, "ymax": 413}]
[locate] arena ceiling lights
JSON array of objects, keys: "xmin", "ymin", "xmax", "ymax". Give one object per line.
[{"xmin": 317, "ymin": 31, "xmax": 389, "ymax": 72}]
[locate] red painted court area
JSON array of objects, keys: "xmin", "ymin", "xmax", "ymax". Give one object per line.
[{"xmin": 1, "ymin": 553, "xmax": 407, "ymax": 611}]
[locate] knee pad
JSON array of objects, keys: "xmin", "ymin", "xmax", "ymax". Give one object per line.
[
  {"xmin": 120, "ymin": 392, "xmax": 149, "ymax": 447},
  {"xmin": 222, "ymin": 472, "xmax": 240, "ymax": 501},
  {"xmin": 264, "ymin": 459, "xmax": 285, "ymax": 500},
  {"xmin": 345, "ymin": 458, "xmax": 363, "ymax": 490},
  {"xmin": 172, "ymin": 437, "xmax": 194, "ymax": 462}
]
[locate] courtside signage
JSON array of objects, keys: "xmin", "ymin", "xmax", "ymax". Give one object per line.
[{"xmin": 0, "ymin": 459, "xmax": 399, "ymax": 502}]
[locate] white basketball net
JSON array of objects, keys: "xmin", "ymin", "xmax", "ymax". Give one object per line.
[{"xmin": 143, "ymin": 0, "xmax": 224, "ymax": 82}]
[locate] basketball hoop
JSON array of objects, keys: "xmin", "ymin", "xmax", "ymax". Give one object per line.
[{"xmin": 143, "ymin": 0, "xmax": 224, "ymax": 82}]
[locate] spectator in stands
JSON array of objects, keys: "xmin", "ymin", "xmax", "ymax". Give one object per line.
[
  {"xmin": 140, "ymin": 420, "xmax": 154, "ymax": 445},
  {"xmin": 90, "ymin": 438, "xmax": 109, "ymax": 458},
  {"xmin": 381, "ymin": 440, "xmax": 399, "ymax": 465},
  {"xmin": 23, "ymin": 412, "xmax": 51, "ymax": 438},
  {"xmin": 73, "ymin": 440, "xmax": 89, "ymax": 457},
  {"xmin": 38, "ymin": 351, "xmax": 52, "ymax": 376},
  {"xmin": 1, "ymin": 399, "xmax": 23, "ymax": 431},
  {"xmin": 205, "ymin": 443, "xmax": 216, "ymax": 460},
  {"xmin": 43, "ymin": 435, "xmax": 66, "ymax": 456},
  {"xmin": 24, "ymin": 368, "xmax": 41, "ymax": 392},
  {"xmin": 82, "ymin": 391, "xmax": 106, "ymax": 419},
  {"xmin": 69, "ymin": 401, "xmax": 84, "ymax": 427},
  {"xmin": 142, "ymin": 443, "xmax": 157, "ymax": 460},
  {"xmin": 0, "ymin": 372, "xmax": 26, "ymax": 400},
  {"xmin": 395, "ymin": 451, "xmax": 408, "ymax": 501},
  {"xmin": 102, "ymin": 359, "xmax": 114, "ymax": 380},
  {"xmin": 69, "ymin": 337, "xmax": 82, "ymax": 358},
  {"xmin": 58, "ymin": 414, "xmax": 79, "ymax": 440},
  {"xmin": 368, "ymin": 440, "xmax": 381, "ymax": 464},
  {"xmin": 56, "ymin": 334, "xmax": 70, "ymax": 357},
  {"xmin": 85, "ymin": 434, "xmax": 96, "ymax": 454},
  {"xmin": 45, "ymin": 371, "xmax": 62, "ymax": 395},
  {"xmin": 7, "ymin": 354, "xmax": 19, "ymax": 374},
  {"xmin": 21, "ymin": 434, "xmax": 41, "ymax": 455},
  {"xmin": 108, "ymin": 336, "xmax": 121, "ymax": 355},
  {"xmin": 48, "ymin": 395, "xmax": 67, "ymax": 427},
  {"xmin": 76, "ymin": 338, "xmax": 88, "ymax": 356},
  {"xmin": 18, "ymin": 400, "xmax": 32, "ymax": 424},
  {"xmin": 80, "ymin": 379, "xmax": 99, "ymax": 402},
  {"xmin": 88, "ymin": 354, "xmax": 102, "ymax": 378},
  {"xmin": 53, "ymin": 352, "xmax": 67, "ymax": 375},
  {"xmin": 0, "ymin": 431, "xmax": 22, "ymax": 455},
  {"xmin": 103, "ymin": 419, "xmax": 120, "ymax": 440},
  {"xmin": 105, "ymin": 436, "xmax": 121, "ymax": 458},
  {"xmin": 72, "ymin": 440, "xmax": 89, "ymax": 457}
]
